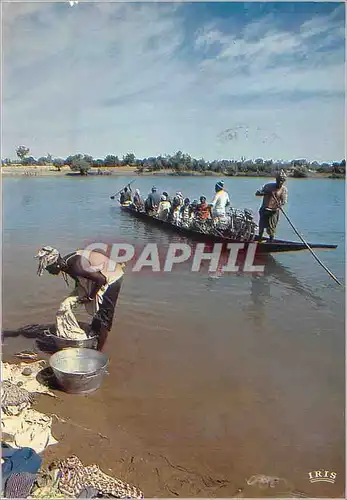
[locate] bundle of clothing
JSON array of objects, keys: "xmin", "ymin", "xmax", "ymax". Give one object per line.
[
  {"xmin": 2, "ymin": 443, "xmax": 42, "ymax": 498},
  {"xmin": 1, "ymin": 361, "xmax": 58, "ymax": 497},
  {"xmin": 2, "ymin": 449, "xmax": 144, "ymax": 499},
  {"xmin": 1, "ymin": 361, "xmax": 58, "ymax": 456},
  {"xmin": 38, "ymin": 455, "xmax": 144, "ymax": 499}
]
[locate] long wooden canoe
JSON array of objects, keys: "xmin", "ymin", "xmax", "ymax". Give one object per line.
[{"xmin": 119, "ymin": 205, "xmax": 338, "ymax": 254}]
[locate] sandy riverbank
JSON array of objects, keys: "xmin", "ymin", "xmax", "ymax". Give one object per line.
[
  {"xmin": 1, "ymin": 165, "xmax": 139, "ymax": 177},
  {"xmin": 2, "ymin": 165, "xmax": 343, "ymax": 179}
]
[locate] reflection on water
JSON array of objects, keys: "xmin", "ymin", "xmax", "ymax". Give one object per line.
[
  {"xmin": 253, "ymin": 256, "xmax": 325, "ymax": 306},
  {"xmin": 246, "ymin": 256, "xmax": 325, "ymax": 328},
  {"xmin": 249, "ymin": 275, "xmax": 270, "ymax": 327}
]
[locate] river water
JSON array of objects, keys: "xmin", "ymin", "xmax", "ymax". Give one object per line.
[{"xmin": 2, "ymin": 175, "xmax": 345, "ymax": 497}]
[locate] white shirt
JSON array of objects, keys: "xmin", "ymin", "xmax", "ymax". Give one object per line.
[{"xmin": 211, "ymin": 190, "xmax": 230, "ymax": 217}]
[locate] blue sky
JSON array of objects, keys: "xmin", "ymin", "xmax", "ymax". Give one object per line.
[{"xmin": 3, "ymin": 1, "xmax": 345, "ymax": 162}]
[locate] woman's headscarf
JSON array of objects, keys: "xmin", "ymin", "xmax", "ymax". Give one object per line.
[{"xmin": 35, "ymin": 246, "xmax": 60, "ymax": 276}]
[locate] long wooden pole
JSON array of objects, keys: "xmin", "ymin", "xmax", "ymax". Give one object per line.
[
  {"xmin": 110, "ymin": 179, "xmax": 136, "ymax": 199},
  {"xmin": 273, "ymin": 195, "xmax": 343, "ymax": 286}
]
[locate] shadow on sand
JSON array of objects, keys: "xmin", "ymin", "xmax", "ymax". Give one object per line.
[{"xmin": 36, "ymin": 366, "xmax": 60, "ymax": 390}]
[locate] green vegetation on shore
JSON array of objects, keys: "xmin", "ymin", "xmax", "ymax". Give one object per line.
[{"xmin": 2, "ymin": 146, "xmax": 345, "ymax": 178}]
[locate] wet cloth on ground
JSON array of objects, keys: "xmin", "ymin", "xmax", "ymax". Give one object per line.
[
  {"xmin": 2, "ymin": 408, "xmax": 58, "ymax": 454},
  {"xmin": 2, "ymin": 444, "xmax": 41, "ymax": 484},
  {"xmin": 2, "ymin": 443, "xmax": 41, "ymax": 497},
  {"xmin": 1, "ymin": 381, "xmax": 34, "ymax": 416},
  {"xmin": 1, "ymin": 361, "xmax": 58, "ymax": 454},
  {"xmin": 28, "ymin": 469, "xmax": 66, "ymax": 499},
  {"xmin": 4, "ymin": 472, "xmax": 37, "ymax": 498},
  {"xmin": 52, "ymin": 456, "xmax": 144, "ymax": 498},
  {"xmin": 1, "ymin": 361, "xmax": 55, "ymax": 397}
]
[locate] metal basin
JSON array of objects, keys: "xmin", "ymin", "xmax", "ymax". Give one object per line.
[
  {"xmin": 49, "ymin": 348, "xmax": 108, "ymax": 394},
  {"xmin": 49, "ymin": 333, "xmax": 98, "ymax": 351},
  {"xmin": 45, "ymin": 323, "xmax": 98, "ymax": 351}
]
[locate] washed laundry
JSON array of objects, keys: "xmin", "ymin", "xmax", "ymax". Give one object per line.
[
  {"xmin": 2, "ymin": 408, "xmax": 58, "ymax": 454},
  {"xmin": 55, "ymin": 294, "xmax": 88, "ymax": 340},
  {"xmin": 2, "ymin": 443, "xmax": 42, "ymax": 498},
  {"xmin": 28, "ymin": 469, "xmax": 66, "ymax": 499},
  {"xmin": 1, "ymin": 361, "xmax": 55, "ymax": 397},
  {"xmin": 50, "ymin": 455, "xmax": 144, "ymax": 498},
  {"xmin": 1, "ymin": 381, "xmax": 34, "ymax": 416},
  {"xmin": 5, "ymin": 472, "xmax": 37, "ymax": 498}
]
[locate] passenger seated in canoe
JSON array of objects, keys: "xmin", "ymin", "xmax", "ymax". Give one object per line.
[
  {"xmin": 255, "ymin": 170, "xmax": 288, "ymax": 242},
  {"xmin": 168, "ymin": 193, "xmax": 183, "ymax": 223},
  {"xmin": 35, "ymin": 246, "xmax": 124, "ymax": 352},
  {"xmin": 120, "ymin": 187, "xmax": 132, "ymax": 206},
  {"xmin": 157, "ymin": 194, "xmax": 171, "ymax": 220},
  {"xmin": 162, "ymin": 191, "xmax": 171, "ymax": 203},
  {"xmin": 196, "ymin": 196, "xmax": 211, "ymax": 220},
  {"xmin": 175, "ymin": 192, "xmax": 184, "ymax": 206},
  {"xmin": 190, "ymin": 199, "xmax": 199, "ymax": 218},
  {"xmin": 179, "ymin": 198, "xmax": 193, "ymax": 227},
  {"xmin": 211, "ymin": 181, "xmax": 230, "ymax": 219},
  {"xmin": 145, "ymin": 186, "xmax": 161, "ymax": 215},
  {"xmin": 132, "ymin": 188, "xmax": 144, "ymax": 211}
]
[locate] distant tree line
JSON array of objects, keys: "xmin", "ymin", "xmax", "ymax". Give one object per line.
[{"xmin": 1, "ymin": 146, "xmax": 345, "ymax": 178}]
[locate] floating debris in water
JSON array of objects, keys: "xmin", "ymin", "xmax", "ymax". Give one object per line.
[
  {"xmin": 247, "ymin": 474, "xmax": 287, "ymax": 488},
  {"xmin": 244, "ymin": 474, "xmax": 309, "ymax": 498}
]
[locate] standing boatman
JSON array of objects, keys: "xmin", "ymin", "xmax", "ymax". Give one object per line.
[{"xmin": 255, "ymin": 170, "xmax": 288, "ymax": 241}]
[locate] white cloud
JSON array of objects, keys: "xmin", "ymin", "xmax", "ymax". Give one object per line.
[{"xmin": 2, "ymin": 1, "xmax": 345, "ymax": 162}]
